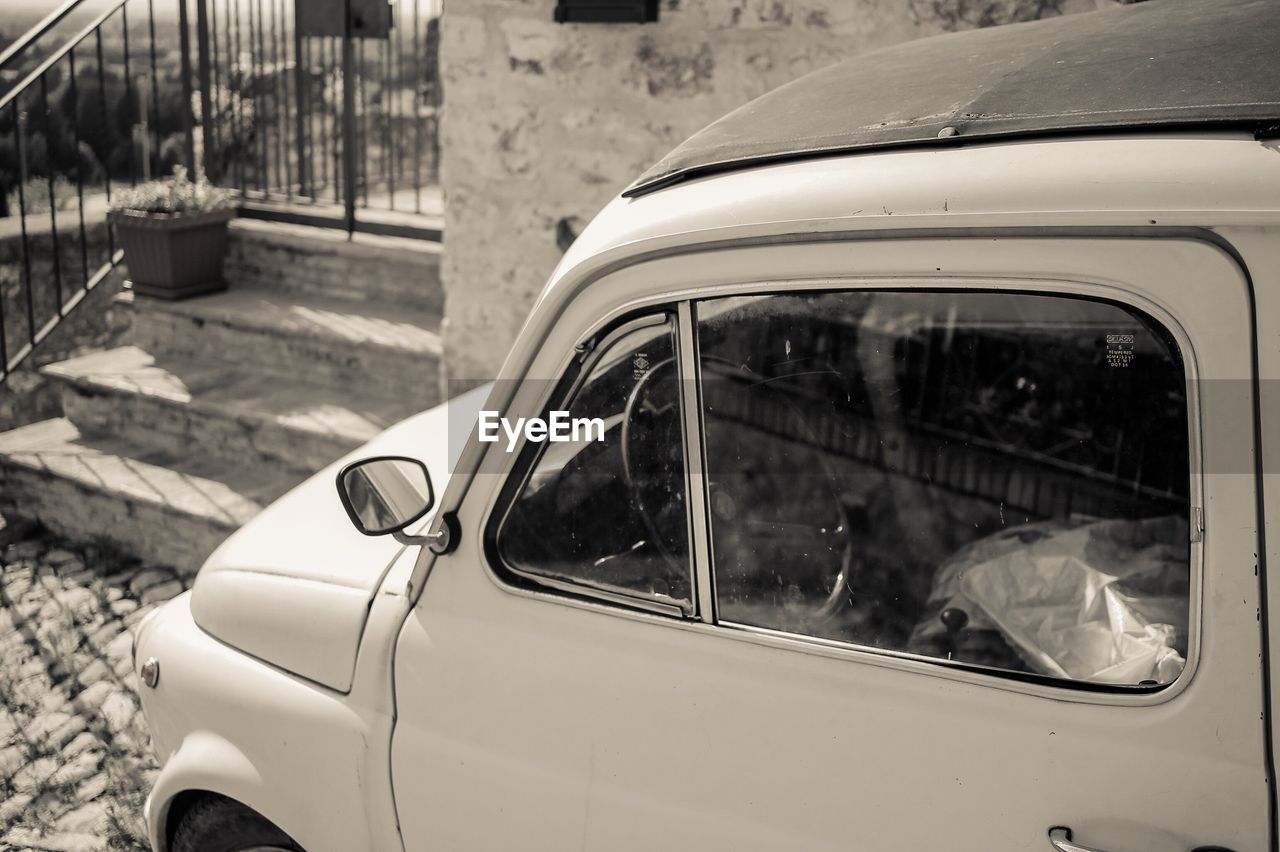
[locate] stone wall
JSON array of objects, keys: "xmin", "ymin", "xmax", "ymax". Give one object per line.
[
  {"xmin": 438, "ymin": 0, "xmax": 1099, "ymax": 381},
  {"xmin": 223, "ymin": 219, "xmax": 444, "ymax": 314}
]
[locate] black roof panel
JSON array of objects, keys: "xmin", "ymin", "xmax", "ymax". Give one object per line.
[{"xmin": 625, "ymin": 0, "xmax": 1280, "ymax": 197}]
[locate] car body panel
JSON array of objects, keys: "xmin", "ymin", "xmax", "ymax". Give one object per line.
[
  {"xmin": 138, "ymin": 387, "xmax": 488, "ymax": 849},
  {"xmin": 139, "ymin": 591, "xmax": 389, "ymax": 852},
  {"xmin": 1217, "ymin": 224, "xmax": 1280, "ymax": 824},
  {"xmin": 188, "ymin": 383, "xmax": 489, "ymax": 691},
  {"xmin": 392, "ymin": 234, "xmax": 1268, "ymax": 851},
  {"xmin": 136, "ymin": 134, "xmax": 1280, "ymax": 851},
  {"xmin": 139, "ymin": 537, "xmax": 426, "ymax": 852}
]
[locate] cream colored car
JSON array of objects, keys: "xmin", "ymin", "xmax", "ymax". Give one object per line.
[{"xmin": 135, "ymin": 1, "xmax": 1280, "ymax": 850}]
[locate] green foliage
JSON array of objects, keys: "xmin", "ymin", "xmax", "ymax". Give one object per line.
[
  {"xmin": 5, "ymin": 175, "xmax": 79, "ymax": 216},
  {"xmin": 0, "ymin": 66, "xmax": 198, "ymax": 218},
  {"xmin": 108, "ymin": 166, "xmax": 231, "ymax": 215},
  {"xmin": 158, "ymin": 133, "xmax": 188, "ymax": 175}
]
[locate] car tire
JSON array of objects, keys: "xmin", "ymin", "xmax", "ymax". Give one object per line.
[{"xmin": 171, "ymin": 794, "xmax": 304, "ymax": 852}]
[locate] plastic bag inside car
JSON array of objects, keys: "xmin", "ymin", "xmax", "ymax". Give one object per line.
[{"xmin": 911, "ymin": 516, "xmax": 1188, "ymax": 685}]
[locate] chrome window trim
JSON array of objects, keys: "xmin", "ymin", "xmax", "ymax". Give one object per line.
[
  {"xmin": 469, "ymin": 262, "xmax": 1209, "ymax": 708},
  {"xmin": 686, "ymin": 282, "xmax": 1203, "ymax": 696},
  {"xmin": 519, "ymin": 572, "xmax": 687, "ymax": 619},
  {"xmin": 677, "ymin": 301, "xmax": 717, "ymax": 624},
  {"xmin": 490, "ymin": 308, "xmax": 698, "ymax": 619}
]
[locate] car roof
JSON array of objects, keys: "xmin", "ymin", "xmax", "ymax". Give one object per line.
[{"xmin": 624, "ymin": 0, "xmax": 1280, "ymax": 198}]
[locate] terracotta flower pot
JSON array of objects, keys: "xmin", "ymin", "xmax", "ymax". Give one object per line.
[{"xmin": 109, "ymin": 208, "xmax": 235, "ymax": 300}]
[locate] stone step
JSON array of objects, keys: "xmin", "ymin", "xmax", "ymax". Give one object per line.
[
  {"xmin": 122, "ymin": 287, "xmax": 444, "ymax": 404},
  {"xmin": 223, "ymin": 218, "xmax": 443, "ymax": 311},
  {"xmin": 41, "ymin": 346, "xmax": 421, "ymax": 476},
  {"xmin": 0, "ymin": 418, "xmax": 295, "ymax": 573}
]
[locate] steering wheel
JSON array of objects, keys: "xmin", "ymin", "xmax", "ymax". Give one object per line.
[
  {"xmin": 620, "ymin": 357, "xmax": 687, "ymax": 566},
  {"xmin": 621, "ymin": 357, "xmax": 855, "ymax": 628}
]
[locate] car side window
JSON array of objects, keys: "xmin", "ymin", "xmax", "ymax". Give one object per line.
[
  {"xmin": 496, "ymin": 314, "xmax": 692, "ymax": 613},
  {"xmin": 695, "ymin": 291, "xmax": 1191, "ymax": 688}
]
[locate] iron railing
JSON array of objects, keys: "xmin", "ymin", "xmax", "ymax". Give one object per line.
[
  {"xmin": 0, "ymin": 0, "xmax": 143, "ymax": 385},
  {"xmin": 0, "ymin": 0, "xmax": 442, "ymax": 384},
  {"xmin": 198, "ymin": 0, "xmax": 442, "ymax": 235}
]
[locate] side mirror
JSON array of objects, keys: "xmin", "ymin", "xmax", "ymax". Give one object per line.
[{"xmin": 336, "ymin": 456, "xmax": 434, "ymax": 537}]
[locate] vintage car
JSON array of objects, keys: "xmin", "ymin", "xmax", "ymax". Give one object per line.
[{"xmin": 135, "ymin": 1, "xmax": 1280, "ymax": 850}]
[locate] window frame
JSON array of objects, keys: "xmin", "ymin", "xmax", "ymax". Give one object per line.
[
  {"xmin": 480, "ymin": 276, "xmax": 1204, "ymax": 701},
  {"xmin": 486, "ymin": 308, "xmax": 699, "ymax": 619},
  {"xmin": 688, "ymin": 285, "xmax": 1200, "ymax": 695}
]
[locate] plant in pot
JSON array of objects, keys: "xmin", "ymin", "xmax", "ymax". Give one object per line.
[{"xmin": 108, "ymin": 167, "xmax": 234, "ymax": 300}]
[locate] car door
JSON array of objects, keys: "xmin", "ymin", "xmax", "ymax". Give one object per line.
[{"xmin": 391, "ymin": 236, "xmax": 1269, "ymax": 852}]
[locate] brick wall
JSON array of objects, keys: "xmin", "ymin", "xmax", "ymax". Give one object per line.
[{"xmin": 438, "ymin": 0, "xmax": 1099, "ymax": 382}]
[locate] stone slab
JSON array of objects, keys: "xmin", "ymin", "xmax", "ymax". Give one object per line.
[
  {"xmin": 0, "ymin": 419, "xmax": 290, "ymax": 571},
  {"xmin": 122, "ymin": 288, "xmax": 444, "ymax": 402},
  {"xmin": 43, "ymin": 346, "xmax": 422, "ymax": 476}
]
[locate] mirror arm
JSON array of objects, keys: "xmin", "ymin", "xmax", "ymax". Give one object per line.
[
  {"xmin": 392, "ymin": 529, "xmax": 441, "ymax": 547},
  {"xmin": 392, "ymin": 512, "xmax": 458, "ymax": 555}
]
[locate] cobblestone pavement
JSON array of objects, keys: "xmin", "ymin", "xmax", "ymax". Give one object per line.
[{"xmin": 0, "ymin": 516, "xmax": 191, "ymax": 851}]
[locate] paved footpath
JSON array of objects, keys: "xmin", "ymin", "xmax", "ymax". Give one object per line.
[{"xmin": 0, "ymin": 516, "xmax": 190, "ymax": 852}]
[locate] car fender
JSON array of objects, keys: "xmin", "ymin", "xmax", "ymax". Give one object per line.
[
  {"xmin": 145, "ymin": 730, "xmax": 264, "ymax": 851},
  {"xmin": 138, "ymin": 592, "xmax": 397, "ymax": 852}
]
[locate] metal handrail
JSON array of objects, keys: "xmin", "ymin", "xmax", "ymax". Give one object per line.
[
  {"xmin": 0, "ymin": 0, "xmax": 442, "ymax": 385},
  {"xmin": 0, "ymin": 0, "xmax": 133, "ymax": 113},
  {"xmin": 0, "ymin": 0, "xmax": 90, "ymax": 70},
  {"xmin": 0, "ymin": 0, "xmax": 169, "ymax": 383}
]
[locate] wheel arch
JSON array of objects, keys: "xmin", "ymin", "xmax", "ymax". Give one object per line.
[{"xmin": 146, "ymin": 730, "xmax": 285, "ymax": 852}]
